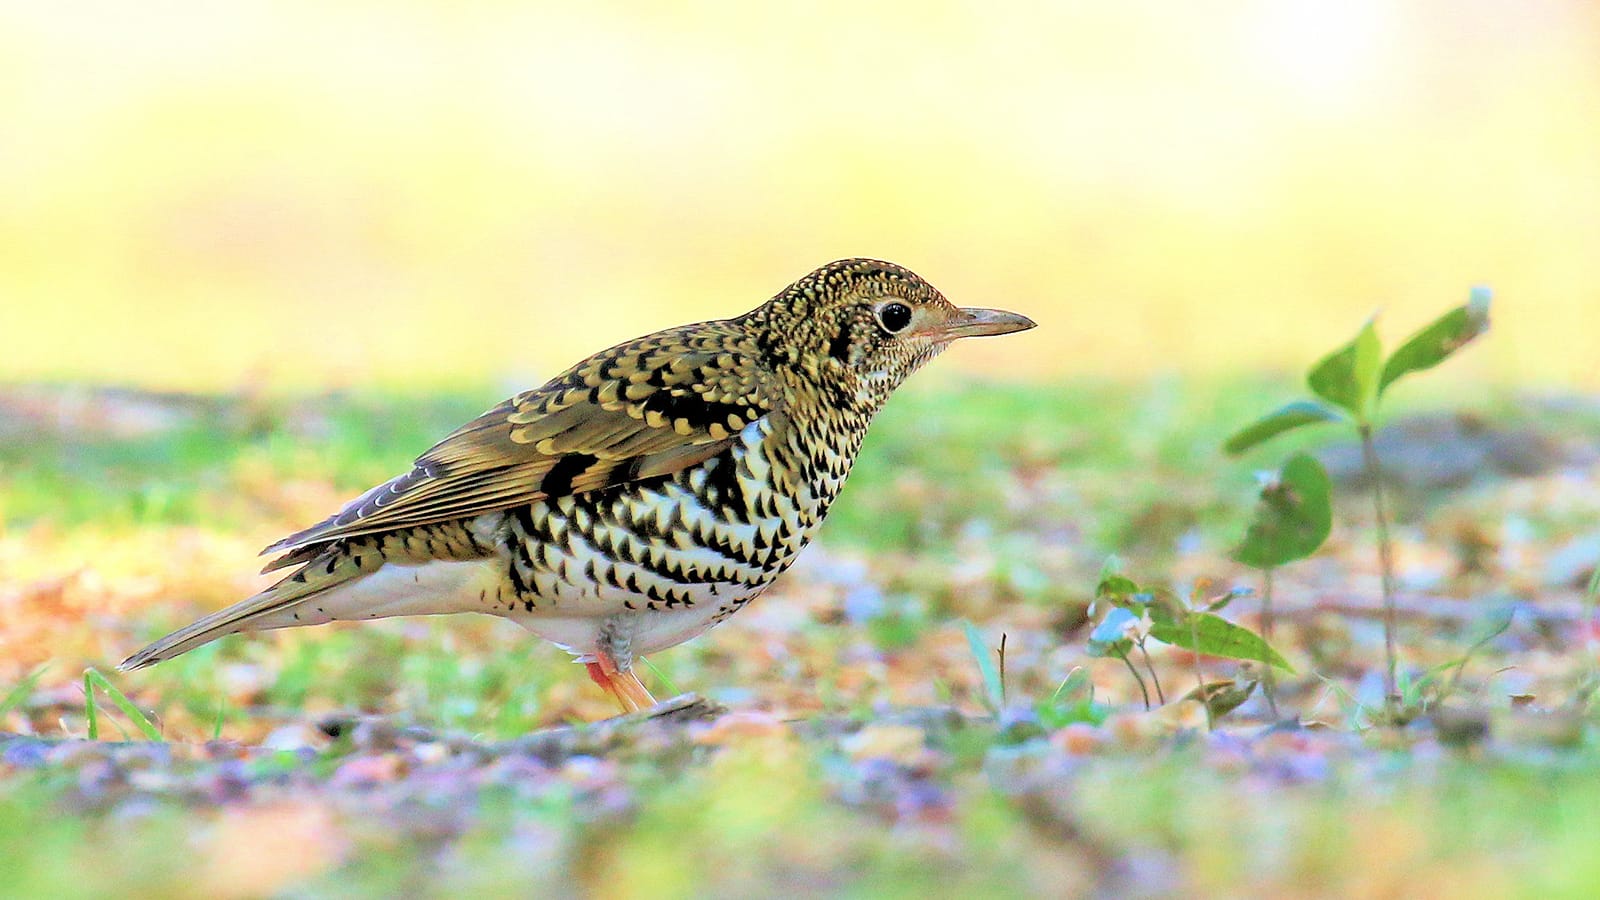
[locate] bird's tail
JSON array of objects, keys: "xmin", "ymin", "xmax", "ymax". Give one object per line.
[{"xmin": 118, "ymin": 539, "xmax": 497, "ymax": 670}]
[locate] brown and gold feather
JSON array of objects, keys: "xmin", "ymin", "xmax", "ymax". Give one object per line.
[
  {"xmin": 120, "ymin": 258, "xmax": 1035, "ymax": 714},
  {"xmin": 262, "ymin": 321, "xmax": 775, "ymax": 562}
]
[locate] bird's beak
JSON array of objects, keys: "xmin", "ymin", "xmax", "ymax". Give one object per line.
[{"xmin": 936, "ymin": 307, "xmax": 1038, "ymax": 340}]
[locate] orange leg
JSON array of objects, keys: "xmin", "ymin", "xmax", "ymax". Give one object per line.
[{"xmin": 585, "ymin": 658, "xmax": 658, "ymax": 715}]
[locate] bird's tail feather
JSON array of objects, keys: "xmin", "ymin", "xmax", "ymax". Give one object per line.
[
  {"xmin": 117, "ymin": 548, "xmax": 377, "ymax": 670},
  {"xmin": 121, "ymin": 519, "xmax": 504, "ymax": 671}
]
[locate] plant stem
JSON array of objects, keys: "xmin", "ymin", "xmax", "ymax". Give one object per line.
[
  {"xmin": 1136, "ymin": 639, "xmax": 1166, "ymax": 704},
  {"xmin": 1262, "ymin": 567, "xmax": 1280, "ymax": 719},
  {"xmin": 1119, "ymin": 651, "xmax": 1152, "ymax": 710},
  {"xmin": 1359, "ymin": 423, "xmax": 1400, "ymax": 710},
  {"xmin": 1188, "ymin": 610, "xmax": 1214, "ymax": 732}
]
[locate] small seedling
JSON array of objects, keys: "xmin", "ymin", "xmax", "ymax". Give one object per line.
[
  {"xmin": 1225, "ymin": 288, "xmax": 1491, "ymax": 713},
  {"xmin": 1088, "ymin": 564, "xmax": 1294, "ymax": 722},
  {"xmin": 1232, "ymin": 453, "xmax": 1333, "ymax": 715},
  {"xmin": 1087, "ymin": 604, "xmax": 1159, "ymax": 709},
  {"xmin": 1313, "ymin": 608, "xmax": 1514, "ymax": 729}
]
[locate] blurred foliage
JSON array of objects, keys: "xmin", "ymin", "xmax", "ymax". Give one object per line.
[{"xmin": 4, "ymin": 378, "xmax": 1600, "ymax": 895}]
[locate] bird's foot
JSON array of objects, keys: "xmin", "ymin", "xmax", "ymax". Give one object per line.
[{"xmin": 585, "ymin": 660, "xmax": 658, "ymax": 714}]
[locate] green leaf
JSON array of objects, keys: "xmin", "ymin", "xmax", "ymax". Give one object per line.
[
  {"xmin": 1183, "ymin": 678, "xmax": 1257, "ymax": 720},
  {"xmin": 961, "ymin": 621, "xmax": 1005, "ymax": 714},
  {"xmin": 1222, "ymin": 401, "xmax": 1344, "ymax": 455},
  {"xmin": 1378, "ymin": 288, "xmax": 1492, "ymax": 396},
  {"xmin": 1142, "ymin": 589, "xmax": 1183, "ymax": 626},
  {"xmin": 1307, "ymin": 318, "xmax": 1382, "ymax": 422},
  {"xmin": 1150, "ymin": 612, "xmax": 1295, "ymax": 672},
  {"xmin": 1232, "ymin": 453, "xmax": 1333, "ymax": 568},
  {"xmin": 1095, "ymin": 574, "xmax": 1141, "ymax": 603},
  {"xmin": 1087, "ymin": 607, "xmax": 1138, "ymax": 658}
]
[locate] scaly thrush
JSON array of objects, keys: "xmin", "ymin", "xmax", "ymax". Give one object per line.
[{"xmin": 120, "ymin": 259, "xmax": 1035, "ymax": 713}]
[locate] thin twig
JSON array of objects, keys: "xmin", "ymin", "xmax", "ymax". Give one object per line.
[{"xmin": 998, "ymin": 633, "xmax": 1008, "ymax": 708}]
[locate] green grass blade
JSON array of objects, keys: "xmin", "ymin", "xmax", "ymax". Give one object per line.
[
  {"xmin": 638, "ymin": 657, "xmax": 680, "ymax": 698},
  {"xmin": 1314, "ymin": 675, "xmax": 1369, "ymax": 730},
  {"xmin": 0, "ymin": 663, "xmax": 50, "ymax": 721},
  {"xmin": 83, "ymin": 668, "xmax": 164, "ymax": 742},
  {"xmin": 212, "ymin": 694, "xmax": 227, "ymax": 742},
  {"xmin": 1048, "ymin": 666, "xmax": 1092, "ymax": 706},
  {"xmin": 83, "ymin": 670, "xmax": 99, "ymax": 741},
  {"xmin": 961, "ymin": 620, "xmax": 1005, "ymax": 714},
  {"xmin": 1439, "ymin": 607, "xmax": 1517, "ymax": 701}
]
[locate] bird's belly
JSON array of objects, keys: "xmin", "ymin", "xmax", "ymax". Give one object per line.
[
  {"xmin": 501, "ymin": 492, "xmax": 788, "ymax": 661},
  {"xmin": 510, "ymin": 588, "xmax": 765, "ymax": 662},
  {"xmin": 506, "ymin": 496, "xmax": 769, "ymax": 608}
]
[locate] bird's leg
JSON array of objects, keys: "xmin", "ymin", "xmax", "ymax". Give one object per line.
[{"xmin": 586, "ymin": 619, "xmax": 657, "ymax": 714}]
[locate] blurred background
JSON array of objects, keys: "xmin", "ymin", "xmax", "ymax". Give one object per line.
[{"xmin": 2, "ymin": 0, "xmax": 1596, "ymax": 391}]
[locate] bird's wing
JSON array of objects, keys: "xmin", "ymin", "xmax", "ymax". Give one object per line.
[{"xmin": 261, "ymin": 321, "xmax": 774, "ymax": 560}]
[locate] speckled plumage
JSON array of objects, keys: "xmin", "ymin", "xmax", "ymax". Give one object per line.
[{"xmin": 120, "ymin": 258, "xmax": 1035, "ymax": 713}]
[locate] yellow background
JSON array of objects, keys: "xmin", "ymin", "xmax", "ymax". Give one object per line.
[{"xmin": 3, "ymin": 1, "xmax": 1596, "ymax": 390}]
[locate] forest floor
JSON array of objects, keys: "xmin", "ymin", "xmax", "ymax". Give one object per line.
[{"xmin": 3, "ymin": 378, "xmax": 1599, "ymax": 898}]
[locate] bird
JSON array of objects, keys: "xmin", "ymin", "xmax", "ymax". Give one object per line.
[{"xmin": 119, "ymin": 259, "xmax": 1035, "ymax": 714}]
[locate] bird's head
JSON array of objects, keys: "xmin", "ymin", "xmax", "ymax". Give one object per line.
[{"xmin": 746, "ymin": 258, "xmax": 1036, "ymax": 410}]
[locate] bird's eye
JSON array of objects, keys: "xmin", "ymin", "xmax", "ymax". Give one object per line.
[{"xmin": 876, "ymin": 302, "xmax": 913, "ymax": 334}]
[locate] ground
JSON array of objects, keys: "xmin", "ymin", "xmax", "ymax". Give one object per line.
[{"xmin": 2, "ymin": 378, "xmax": 1598, "ymax": 897}]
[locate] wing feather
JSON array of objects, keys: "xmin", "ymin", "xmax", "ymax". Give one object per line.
[{"xmin": 261, "ymin": 320, "xmax": 773, "ymax": 557}]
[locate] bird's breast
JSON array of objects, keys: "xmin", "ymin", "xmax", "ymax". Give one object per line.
[{"xmin": 496, "ymin": 416, "xmax": 861, "ymax": 617}]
